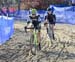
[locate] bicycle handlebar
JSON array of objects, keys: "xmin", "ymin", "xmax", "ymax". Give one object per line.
[
  {"xmin": 24, "ymin": 26, "xmax": 37, "ymax": 33},
  {"xmin": 24, "ymin": 21, "xmax": 41, "ymax": 33}
]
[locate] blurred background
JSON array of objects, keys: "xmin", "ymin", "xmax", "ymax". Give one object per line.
[{"xmin": 0, "ymin": 0, "xmax": 73, "ymax": 10}]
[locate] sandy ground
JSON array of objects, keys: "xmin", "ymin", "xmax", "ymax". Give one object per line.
[{"xmin": 0, "ymin": 21, "xmax": 75, "ymax": 62}]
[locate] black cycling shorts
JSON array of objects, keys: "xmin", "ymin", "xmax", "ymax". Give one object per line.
[
  {"xmin": 49, "ymin": 21, "xmax": 55, "ymax": 25},
  {"xmin": 32, "ymin": 21, "xmax": 41, "ymax": 32}
]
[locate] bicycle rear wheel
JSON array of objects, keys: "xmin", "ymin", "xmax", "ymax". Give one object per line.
[{"xmin": 30, "ymin": 34, "xmax": 36, "ymax": 55}]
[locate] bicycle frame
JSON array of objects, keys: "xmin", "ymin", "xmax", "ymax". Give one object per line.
[
  {"xmin": 33, "ymin": 29, "xmax": 38, "ymax": 46},
  {"xmin": 25, "ymin": 26, "xmax": 40, "ymax": 55}
]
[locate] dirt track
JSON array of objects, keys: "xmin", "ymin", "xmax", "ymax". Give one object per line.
[{"xmin": 0, "ymin": 21, "xmax": 75, "ymax": 62}]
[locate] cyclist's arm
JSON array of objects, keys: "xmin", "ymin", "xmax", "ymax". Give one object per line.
[
  {"xmin": 44, "ymin": 16, "xmax": 48, "ymax": 25},
  {"xmin": 26, "ymin": 16, "xmax": 32, "ymax": 27},
  {"xmin": 53, "ymin": 14, "xmax": 56, "ymax": 23}
]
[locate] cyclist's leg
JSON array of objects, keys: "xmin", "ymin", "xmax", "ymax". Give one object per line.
[
  {"xmin": 37, "ymin": 29, "xmax": 41, "ymax": 50},
  {"xmin": 32, "ymin": 21, "xmax": 39, "ymax": 45},
  {"xmin": 37, "ymin": 30, "xmax": 40, "ymax": 43},
  {"xmin": 33, "ymin": 21, "xmax": 41, "ymax": 44},
  {"xmin": 44, "ymin": 22, "xmax": 48, "ymax": 33},
  {"xmin": 49, "ymin": 24, "xmax": 55, "ymax": 40},
  {"xmin": 51, "ymin": 24, "xmax": 55, "ymax": 40},
  {"xmin": 37, "ymin": 23, "xmax": 41, "ymax": 50}
]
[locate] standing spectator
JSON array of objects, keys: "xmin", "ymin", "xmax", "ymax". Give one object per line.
[
  {"xmin": 71, "ymin": 0, "xmax": 75, "ymax": 11},
  {"xmin": 64, "ymin": 0, "xmax": 72, "ymax": 6},
  {"xmin": 65, "ymin": 0, "xmax": 75, "ymax": 6},
  {"xmin": 72, "ymin": 0, "xmax": 75, "ymax": 6}
]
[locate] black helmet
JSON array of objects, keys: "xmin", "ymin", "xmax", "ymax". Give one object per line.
[
  {"xmin": 47, "ymin": 8, "xmax": 53, "ymax": 13},
  {"xmin": 47, "ymin": 8, "xmax": 52, "ymax": 11}
]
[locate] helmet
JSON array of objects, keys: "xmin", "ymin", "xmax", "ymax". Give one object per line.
[
  {"xmin": 47, "ymin": 8, "xmax": 52, "ymax": 11},
  {"xmin": 31, "ymin": 8, "xmax": 37, "ymax": 15},
  {"xmin": 47, "ymin": 8, "xmax": 54, "ymax": 13}
]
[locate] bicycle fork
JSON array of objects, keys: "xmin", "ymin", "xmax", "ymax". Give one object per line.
[{"xmin": 34, "ymin": 30, "xmax": 38, "ymax": 46}]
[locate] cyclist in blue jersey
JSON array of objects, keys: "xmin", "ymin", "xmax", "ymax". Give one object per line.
[{"xmin": 44, "ymin": 8, "xmax": 56, "ymax": 40}]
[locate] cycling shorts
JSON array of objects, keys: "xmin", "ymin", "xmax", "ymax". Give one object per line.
[{"xmin": 32, "ymin": 21, "xmax": 41, "ymax": 32}]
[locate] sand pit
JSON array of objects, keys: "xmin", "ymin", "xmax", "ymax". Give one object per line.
[{"xmin": 0, "ymin": 21, "xmax": 75, "ymax": 62}]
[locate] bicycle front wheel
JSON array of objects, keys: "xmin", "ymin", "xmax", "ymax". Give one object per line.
[
  {"xmin": 30, "ymin": 34, "xmax": 36, "ymax": 55},
  {"xmin": 30, "ymin": 30, "xmax": 38, "ymax": 55}
]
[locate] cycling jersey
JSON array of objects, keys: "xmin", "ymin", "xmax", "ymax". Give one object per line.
[
  {"xmin": 29, "ymin": 15, "xmax": 41, "ymax": 30},
  {"xmin": 45, "ymin": 13, "xmax": 56, "ymax": 24}
]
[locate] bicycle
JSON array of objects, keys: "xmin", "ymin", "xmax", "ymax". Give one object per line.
[
  {"xmin": 24, "ymin": 21, "xmax": 41, "ymax": 55},
  {"xmin": 44, "ymin": 22, "xmax": 60, "ymax": 48}
]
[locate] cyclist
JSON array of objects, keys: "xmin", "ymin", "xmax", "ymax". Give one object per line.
[
  {"xmin": 44, "ymin": 8, "xmax": 56, "ymax": 40},
  {"xmin": 25, "ymin": 8, "xmax": 41, "ymax": 50}
]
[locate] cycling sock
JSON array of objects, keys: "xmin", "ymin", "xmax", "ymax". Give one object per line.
[
  {"xmin": 53, "ymin": 33, "xmax": 55, "ymax": 40},
  {"xmin": 47, "ymin": 28, "xmax": 48, "ymax": 33},
  {"xmin": 38, "ymin": 43, "xmax": 41, "ymax": 50}
]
